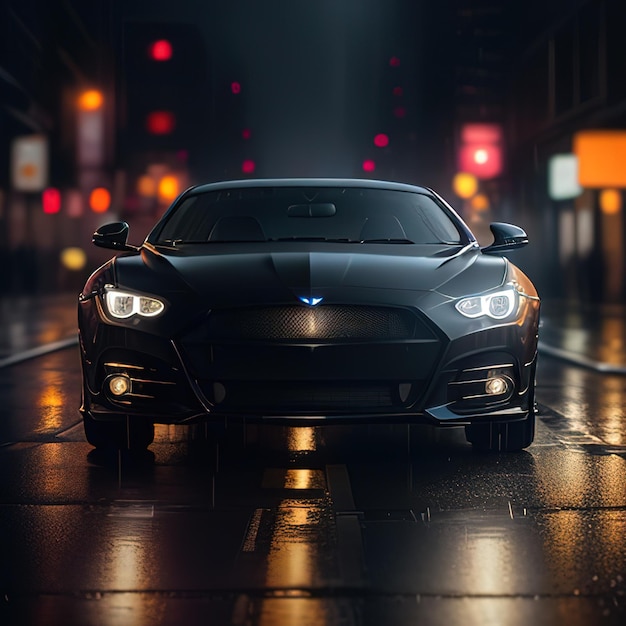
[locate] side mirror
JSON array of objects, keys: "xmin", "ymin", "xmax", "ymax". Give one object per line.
[
  {"xmin": 482, "ymin": 222, "xmax": 528, "ymax": 254},
  {"xmin": 92, "ymin": 222, "xmax": 138, "ymax": 251}
]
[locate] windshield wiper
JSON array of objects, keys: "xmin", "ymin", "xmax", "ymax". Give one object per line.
[
  {"xmin": 159, "ymin": 239, "xmax": 266, "ymax": 245},
  {"xmin": 271, "ymin": 237, "xmax": 357, "ymax": 243},
  {"xmin": 360, "ymin": 238, "xmax": 415, "ymax": 244}
]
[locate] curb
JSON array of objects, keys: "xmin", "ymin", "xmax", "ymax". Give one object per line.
[
  {"xmin": 538, "ymin": 340, "xmax": 626, "ymax": 375},
  {"xmin": 0, "ymin": 336, "xmax": 78, "ymax": 369}
]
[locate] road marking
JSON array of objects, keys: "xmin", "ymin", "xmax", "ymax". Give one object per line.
[
  {"xmin": 326, "ymin": 464, "xmax": 356, "ymax": 511},
  {"xmin": 326, "ymin": 464, "xmax": 366, "ymax": 586},
  {"xmin": 108, "ymin": 501, "xmax": 155, "ymax": 518},
  {"xmin": 242, "ymin": 508, "xmax": 266, "ymax": 553}
]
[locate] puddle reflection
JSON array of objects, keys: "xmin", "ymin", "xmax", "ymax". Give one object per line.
[
  {"xmin": 35, "ymin": 370, "xmax": 66, "ymax": 434},
  {"xmin": 598, "ymin": 377, "xmax": 626, "ymax": 446},
  {"xmin": 259, "ymin": 427, "xmax": 334, "ymax": 624},
  {"xmin": 287, "ymin": 426, "xmax": 317, "ymax": 453}
]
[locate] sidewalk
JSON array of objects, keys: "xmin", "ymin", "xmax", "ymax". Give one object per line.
[
  {"xmin": 0, "ymin": 293, "xmax": 625, "ymax": 373},
  {"xmin": 0, "ymin": 292, "xmax": 79, "ymax": 365},
  {"xmin": 539, "ymin": 299, "xmax": 626, "ymax": 373}
]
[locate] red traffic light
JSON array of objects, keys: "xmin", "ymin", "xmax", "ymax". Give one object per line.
[
  {"xmin": 149, "ymin": 39, "xmax": 173, "ymax": 61},
  {"xmin": 458, "ymin": 124, "xmax": 503, "ymax": 179},
  {"xmin": 242, "ymin": 159, "xmax": 255, "ymax": 174},
  {"xmin": 42, "ymin": 187, "xmax": 61, "ymax": 214},
  {"xmin": 374, "ymin": 133, "xmax": 389, "ymax": 148},
  {"xmin": 362, "ymin": 159, "xmax": 376, "ymax": 172},
  {"xmin": 146, "ymin": 111, "xmax": 176, "ymax": 135},
  {"xmin": 459, "ymin": 144, "xmax": 502, "ymax": 179}
]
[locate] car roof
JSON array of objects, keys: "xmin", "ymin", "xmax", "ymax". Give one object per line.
[{"xmin": 187, "ymin": 178, "xmax": 433, "ymax": 195}]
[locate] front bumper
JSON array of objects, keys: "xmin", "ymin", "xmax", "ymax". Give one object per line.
[{"xmin": 80, "ymin": 305, "xmax": 538, "ymax": 427}]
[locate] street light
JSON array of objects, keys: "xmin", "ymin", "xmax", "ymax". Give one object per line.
[{"xmin": 78, "ymin": 89, "xmax": 103, "ymax": 111}]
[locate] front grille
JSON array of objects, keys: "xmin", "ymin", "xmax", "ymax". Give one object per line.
[
  {"xmin": 202, "ymin": 381, "xmax": 400, "ymax": 412},
  {"xmin": 205, "ymin": 305, "xmax": 416, "ymax": 341}
]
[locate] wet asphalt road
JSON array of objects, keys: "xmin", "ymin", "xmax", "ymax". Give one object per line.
[{"xmin": 1, "ymin": 338, "xmax": 626, "ymax": 624}]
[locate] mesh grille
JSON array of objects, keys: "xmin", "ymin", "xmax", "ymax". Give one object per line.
[{"xmin": 206, "ymin": 305, "xmax": 415, "ymax": 340}]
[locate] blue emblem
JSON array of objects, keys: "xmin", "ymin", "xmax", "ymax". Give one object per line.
[{"xmin": 299, "ymin": 296, "xmax": 324, "ymax": 306}]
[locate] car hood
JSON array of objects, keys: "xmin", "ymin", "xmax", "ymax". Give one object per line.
[{"xmin": 119, "ymin": 243, "xmax": 507, "ymax": 308}]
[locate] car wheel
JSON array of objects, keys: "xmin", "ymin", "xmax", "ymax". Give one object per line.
[
  {"xmin": 465, "ymin": 413, "xmax": 535, "ymax": 452},
  {"xmin": 83, "ymin": 412, "xmax": 155, "ymax": 450}
]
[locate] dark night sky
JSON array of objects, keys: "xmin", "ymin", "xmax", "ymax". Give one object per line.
[
  {"xmin": 5, "ymin": 0, "xmax": 587, "ymax": 184},
  {"xmin": 119, "ymin": 0, "xmax": 443, "ymax": 180}
]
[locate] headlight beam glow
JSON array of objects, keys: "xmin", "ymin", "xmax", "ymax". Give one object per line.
[
  {"xmin": 456, "ymin": 288, "xmax": 517, "ymax": 320},
  {"xmin": 104, "ymin": 287, "xmax": 165, "ymax": 319}
]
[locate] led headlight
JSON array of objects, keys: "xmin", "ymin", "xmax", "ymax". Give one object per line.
[
  {"xmin": 104, "ymin": 286, "xmax": 165, "ymax": 319},
  {"xmin": 455, "ymin": 287, "xmax": 517, "ymax": 320}
]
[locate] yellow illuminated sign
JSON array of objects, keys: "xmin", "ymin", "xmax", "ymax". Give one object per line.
[{"xmin": 574, "ymin": 130, "xmax": 626, "ymax": 188}]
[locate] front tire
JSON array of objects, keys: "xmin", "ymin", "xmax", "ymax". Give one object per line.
[{"xmin": 83, "ymin": 412, "xmax": 154, "ymax": 450}]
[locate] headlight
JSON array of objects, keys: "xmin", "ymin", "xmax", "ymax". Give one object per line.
[
  {"xmin": 104, "ymin": 286, "xmax": 165, "ymax": 319},
  {"xmin": 455, "ymin": 287, "xmax": 517, "ymax": 320}
]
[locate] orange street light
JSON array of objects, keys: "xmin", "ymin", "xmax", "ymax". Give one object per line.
[
  {"xmin": 78, "ymin": 89, "xmax": 103, "ymax": 111},
  {"xmin": 89, "ymin": 187, "xmax": 110, "ymax": 213}
]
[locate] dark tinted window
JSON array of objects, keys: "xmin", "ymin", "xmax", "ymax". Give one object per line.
[{"xmin": 152, "ymin": 187, "xmax": 464, "ymax": 245}]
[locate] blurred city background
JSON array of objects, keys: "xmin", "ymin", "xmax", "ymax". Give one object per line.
[{"xmin": 1, "ymin": 0, "xmax": 625, "ymax": 305}]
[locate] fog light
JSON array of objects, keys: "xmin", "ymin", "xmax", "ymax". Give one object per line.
[
  {"xmin": 485, "ymin": 377, "xmax": 508, "ymax": 396},
  {"xmin": 109, "ymin": 375, "xmax": 130, "ymax": 396}
]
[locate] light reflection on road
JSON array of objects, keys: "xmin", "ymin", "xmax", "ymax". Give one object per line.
[
  {"xmin": 598, "ymin": 316, "xmax": 626, "ymax": 366},
  {"xmin": 259, "ymin": 427, "xmax": 333, "ymax": 625},
  {"xmin": 287, "ymin": 426, "xmax": 317, "ymax": 452},
  {"xmin": 598, "ymin": 377, "xmax": 626, "ymax": 446},
  {"xmin": 103, "ymin": 506, "xmax": 156, "ymax": 622},
  {"xmin": 35, "ymin": 369, "xmax": 66, "ymax": 434}
]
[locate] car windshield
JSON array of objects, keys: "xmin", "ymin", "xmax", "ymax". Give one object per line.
[{"xmin": 151, "ymin": 187, "xmax": 464, "ymax": 245}]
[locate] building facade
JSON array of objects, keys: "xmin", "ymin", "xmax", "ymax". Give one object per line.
[{"xmin": 505, "ymin": 0, "xmax": 626, "ymax": 304}]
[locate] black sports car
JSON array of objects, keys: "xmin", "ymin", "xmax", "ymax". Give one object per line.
[{"xmin": 78, "ymin": 178, "xmax": 540, "ymax": 452}]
